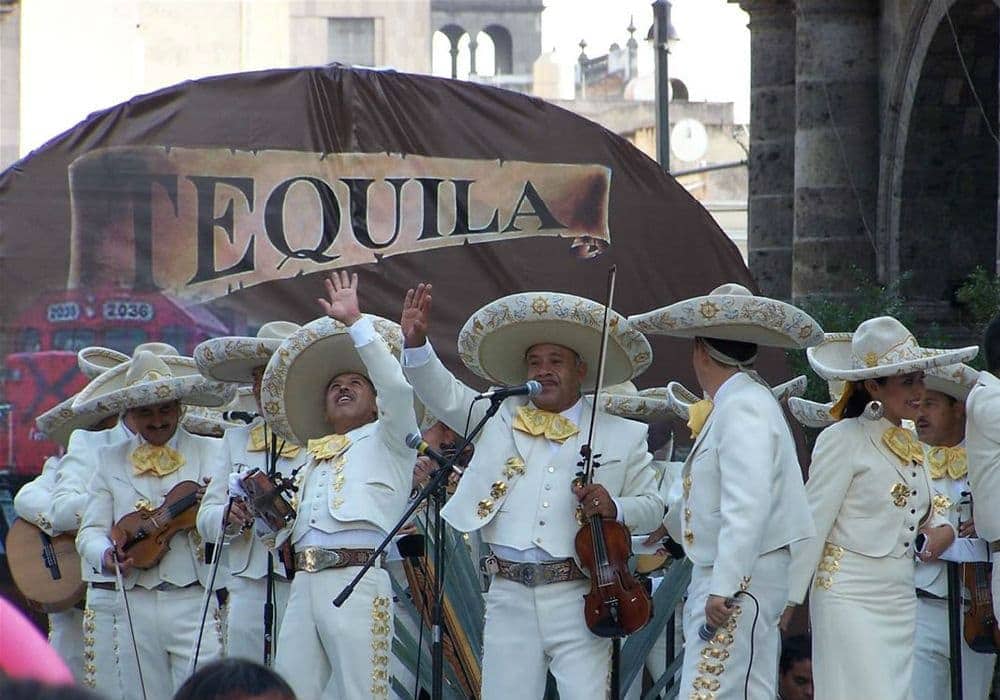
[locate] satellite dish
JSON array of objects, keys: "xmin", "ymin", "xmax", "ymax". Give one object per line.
[{"xmin": 671, "ymin": 118, "xmax": 708, "ymax": 162}]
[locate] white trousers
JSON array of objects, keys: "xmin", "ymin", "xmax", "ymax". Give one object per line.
[
  {"xmin": 83, "ymin": 586, "xmax": 126, "ymax": 698},
  {"xmin": 275, "ymin": 566, "xmax": 394, "ymax": 699},
  {"xmin": 481, "ymin": 577, "xmax": 611, "ymax": 700},
  {"xmin": 680, "ymin": 548, "xmax": 788, "ymax": 700},
  {"xmin": 225, "ymin": 575, "xmax": 291, "ymax": 663},
  {"xmin": 913, "ymin": 596, "xmax": 996, "ymax": 700},
  {"xmin": 116, "ymin": 585, "xmax": 222, "ymax": 700},
  {"xmin": 49, "ymin": 608, "xmax": 85, "ymax": 683}
]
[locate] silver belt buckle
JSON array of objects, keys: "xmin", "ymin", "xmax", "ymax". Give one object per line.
[
  {"xmin": 307, "ymin": 547, "xmax": 342, "ymax": 571},
  {"xmin": 519, "ymin": 563, "xmax": 539, "ymax": 587}
]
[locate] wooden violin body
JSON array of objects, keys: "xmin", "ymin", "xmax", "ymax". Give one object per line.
[
  {"xmin": 111, "ymin": 480, "xmax": 201, "ymax": 570},
  {"xmin": 241, "ymin": 468, "xmax": 296, "ymax": 533},
  {"xmin": 575, "ymin": 515, "xmax": 653, "ymax": 637},
  {"xmin": 963, "ymin": 559, "xmax": 1000, "ymax": 652}
]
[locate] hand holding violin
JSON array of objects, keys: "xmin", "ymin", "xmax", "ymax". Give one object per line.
[
  {"xmin": 102, "ymin": 545, "xmax": 134, "ymax": 577},
  {"xmin": 573, "ymin": 482, "xmax": 617, "ymax": 519}
]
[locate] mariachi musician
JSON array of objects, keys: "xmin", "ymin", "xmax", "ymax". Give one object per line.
[
  {"xmin": 400, "ymin": 284, "xmax": 662, "ymax": 699},
  {"xmin": 76, "ymin": 349, "xmax": 233, "ymax": 700}
]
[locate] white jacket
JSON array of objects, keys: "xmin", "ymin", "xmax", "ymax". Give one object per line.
[{"xmin": 966, "ymin": 371, "xmax": 1000, "ymax": 541}]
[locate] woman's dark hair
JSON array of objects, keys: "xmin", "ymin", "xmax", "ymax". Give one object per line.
[
  {"xmin": 840, "ymin": 378, "xmax": 887, "ymax": 419},
  {"xmin": 702, "ymin": 337, "xmax": 759, "ymax": 364},
  {"xmin": 172, "ymin": 659, "xmax": 295, "ymax": 700}
]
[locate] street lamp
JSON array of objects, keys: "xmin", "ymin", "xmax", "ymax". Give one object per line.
[{"xmin": 649, "ymin": 1, "xmax": 679, "ymax": 171}]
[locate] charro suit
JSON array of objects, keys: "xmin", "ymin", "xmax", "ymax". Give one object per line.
[
  {"xmin": 403, "ymin": 343, "xmax": 660, "ymax": 700},
  {"xmin": 76, "ymin": 428, "xmax": 224, "ymax": 700},
  {"xmin": 788, "ymin": 417, "xmax": 952, "ymax": 700},
  {"xmin": 13, "ymin": 456, "xmax": 86, "ymax": 683},
  {"xmin": 965, "ymin": 371, "xmax": 1000, "ymax": 607},
  {"xmin": 196, "ymin": 419, "xmax": 307, "ymax": 662},
  {"xmin": 663, "ymin": 372, "xmax": 814, "ymax": 700}
]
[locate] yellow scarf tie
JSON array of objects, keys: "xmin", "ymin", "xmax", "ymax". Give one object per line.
[
  {"xmin": 927, "ymin": 445, "xmax": 967, "ymax": 480},
  {"xmin": 131, "ymin": 443, "xmax": 186, "ymax": 477},
  {"xmin": 248, "ymin": 423, "xmax": 301, "ymax": 458},
  {"xmin": 882, "ymin": 426, "xmax": 924, "ymax": 465},
  {"xmin": 687, "ymin": 399, "xmax": 714, "ymax": 438},
  {"xmin": 307, "ymin": 434, "xmax": 352, "ymax": 461},
  {"xmin": 513, "ymin": 406, "xmax": 580, "ymax": 443}
]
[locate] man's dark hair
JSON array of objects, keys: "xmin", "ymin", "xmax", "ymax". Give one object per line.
[
  {"xmin": 326, "ymin": 372, "xmax": 375, "ymax": 395},
  {"xmin": 779, "ymin": 634, "xmax": 812, "ymax": 674},
  {"xmin": 984, "ymin": 315, "xmax": 1000, "ymax": 372},
  {"xmin": 701, "ymin": 337, "xmax": 758, "ymax": 364},
  {"xmin": 172, "ymin": 659, "xmax": 295, "ymax": 700},
  {"xmin": 0, "ymin": 678, "xmax": 102, "ymax": 700}
]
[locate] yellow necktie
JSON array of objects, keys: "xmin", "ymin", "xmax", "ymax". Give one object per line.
[
  {"xmin": 248, "ymin": 423, "xmax": 301, "ymax": 458},
  {"xmin": 927, "ymin": 445, "xmax": 967, "ymax": 480},
  {"xmin": 307, "ymin": 434, "xmax": 352, "ymax": 461},
  {"xmin": 131, "ymin": 443, "xmax": 186, "ymax": 477},
  {"xmin": 882, "ymin": 426, "xmax": 924, "ymax": 465},
  {"xmin": 687, "ymin": 399, "xmax": 714, "ymax": 438},
  {"xmin": 513, "ymin": 406, "xmax": 580, "ymax": 443}
]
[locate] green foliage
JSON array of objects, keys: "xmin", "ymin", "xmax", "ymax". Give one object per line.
[{"xmin": 955, "ymin": 266, "xmax": 1000, "ymax": 335}]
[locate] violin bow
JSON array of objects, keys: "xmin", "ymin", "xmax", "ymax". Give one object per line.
[
  {"xmin": 580, "ymin": 265, "xmax": 617, "ymax": 483},
  {"xmin": 115, "ymin": 559, "xmax": 148, "ymax": 700}
]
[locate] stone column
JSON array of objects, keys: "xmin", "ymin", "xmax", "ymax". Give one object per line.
[
  {"xmin": 737, "ymin": 0, "xmax": 796, "ymax": 300},
  {"xmin": 792, "ymin": 0, "xmax": 879, "ymax": 298},
  {"xmin": 0, "ymin": 1, "xmax": 21, "ymax": 171}
]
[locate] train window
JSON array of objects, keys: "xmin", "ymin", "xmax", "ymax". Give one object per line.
[
  {"xmin": 16, "ymin": 329, "xmax": 42, "ymax": 353},
  {"xmin": 161, "ymin": 326, "xmax": 189, "ymax": 354},
  {"xmin": 52, "ymin": 329, "xmax": 97, "ymax": 352},
  {"xmin": 103, "ymin": 328, "xmax": 149, "ymax": 354}
]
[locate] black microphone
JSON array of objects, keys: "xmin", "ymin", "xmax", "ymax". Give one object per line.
[
  {"xmin": 405, "ymin": 433, "xmax": 466, "ymax": 476},
  {"xmin": 223, "ymin": 410, "xmax": 259, "ymax": 424},
  {"xmin": 698, "ymin": 596, "xmax": 736, "ymax": 642},
  {"xmin": 474, "ymin": 380, "xmax": 543, "ymax": 401}
]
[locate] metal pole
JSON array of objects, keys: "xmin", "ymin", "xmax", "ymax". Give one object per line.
[{"xmin": 652, "ymin": 0, "xmax": 672, "ymax": 170}]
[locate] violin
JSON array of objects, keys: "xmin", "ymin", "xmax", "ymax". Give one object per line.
[
  {"xmin": 960, "ymin": 491, "xmax": 1000, "ymax": 652},
  {"xmin": 574, "ymin": 266, "xmax": 652, "ymax": 638},
  {"xmin": 111, "ymin": 480, "xmax": 202, "ymax": 570},
  {"xmin": 240, "ymin": 468, "xmax": 297, "ymax": 533}
]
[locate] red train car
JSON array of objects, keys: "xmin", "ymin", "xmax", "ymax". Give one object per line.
[{"xmin": 0, "ymin": 287, "xmax": 233, "ymax": 478}]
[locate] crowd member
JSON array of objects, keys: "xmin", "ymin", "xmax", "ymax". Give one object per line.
[
  {"xmin": 913, "ymin": 364, "xmax": 995, "ymax": 699},
  {"xmin": 171, "ymin": 658, "xmax": 295, "ymax": 700},
  {"xmin": 259, "ymin": 272, "xmax": 418, "ymax": 699},
  {"xmin": 786, "ymin": 320, "xmax": 974, "ymax": 700},
  {"xmin": 629, "ymin": 283, "xmax": 822, "ymax": 699},
  {"xmin": 75, "ymin": 349, "xmax": 234, "ymax": 700},
  {"xmin": 194, "ymin": 322, "xmax": 307, "ymax": 662},
  {"xmin": 778, "ymin": 635, "xmax": 813, "ymax": 700},
  {"xmin": 400, "ymin": 284, "xmax": 661, "ymax": 699}
]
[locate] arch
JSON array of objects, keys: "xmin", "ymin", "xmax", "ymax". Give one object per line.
[
  {"xmin": 434, "ymin": 24, "xmax": 466, "ymax": 79},
  {"xmin": 483, "ymin": 24, "xmax": 513, "ymax": 75}
]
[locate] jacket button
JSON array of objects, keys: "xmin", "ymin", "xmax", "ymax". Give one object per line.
[
  {"xmin": 539, "ymin": 520, "xmax": 545, "ymax": 526},
  {"xmin": 910, "ymin": 509, "xmax": 916, "ymax": 514},
  {"xmin": 909, "ymin": 526, "xmax": 915, "ymax": 531},
  {"xmin": 542, "ymin": 502, "xmax": 549, "ymax": 508},
  {"xmin": 904, "ymin": 542, "xmax": 909, "ymax": 547},
  {"xmin": 911, "ymin": 490, "xmax": 917, "ymax": 496},
  {"xmin": 547, "ymin": 467, "xmax": 555, "ymax": 473}
]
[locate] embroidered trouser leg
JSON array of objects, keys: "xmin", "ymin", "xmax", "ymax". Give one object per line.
[
  {"xmin": 481, "ymin": 577, "xmax": 611, "ymax": 700},
  {"xmin": 680, "ymin": 548, "xmax": 788, "ymax": 700},
  {"xmin": 275, "ymin": 566, "xmax": 394, "ymax": 699},
  {"xmin": 913, "ymin": 596, "xmax": 996, "ymax": 700},
  {"xmin": 225, "ymin": 575, "xmax": 291, "ymax": 663},
  {"xmin": 83, "ymin": 586, "xmax": 125, "ymax": 697},
  {"xmin": 48, "ymin": 608, "xmax": 85, "ymax": 683}
]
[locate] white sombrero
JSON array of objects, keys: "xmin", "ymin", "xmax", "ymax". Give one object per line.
[
  {"xmin": 787, "ymin": 397, "xmax": 837, "ymax": 429},
  {"xmin": 71, "ymin": 350, "xmax": 234, "ymax": 418},
  {"xmin": 260, "ymin": 315, "xmax": 415, "ymax": 445},
  {"xmin": 665, "ymin": 375, "xmax": 808, "ymax": 420},
  {"xmin": 181, "ymin": 386, "xmax": 260, "ymax": 437},
  {"xmin": 194, "ymin": 321, "xmax": 303, "ymax": 384},
  {"xmin": 600, "ymin": 383, "xmax": 675, "ymax": 423},
  {"xmin": 923, "ymin": 363, "xmax": 979, "ymax": 402},
  {"xmin": 78, "ymin": 342, "xmax": 179, "ymax": 379},
  {"xmin": 457, "ymin": 292, "xmax": 652, "ymax": 391},
  {"xmin": 628, "ymin": 283, "xmax": 824, "ymax": 349},
  {"xmin": 807, "ymin": 317, "xmax": 978, "ymax": 382},
  {"xmin": 35, "ymin": 396, "xmax": 114, "ymax": 448}
]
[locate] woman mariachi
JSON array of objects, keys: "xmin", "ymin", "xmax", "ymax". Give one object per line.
[{"xmin": 785, "ymin": 318, "xmax": 977, "ymax": 700}]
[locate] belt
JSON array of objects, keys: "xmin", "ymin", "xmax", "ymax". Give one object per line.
[
  {"xmin": 89, "ymin": 581, "xmax": 198, "ymax": 592},
  {"xmin": 294, "ymin": 546, "xmax": 380, "ymax": 573},
  {"xmin": 491, "ymin": 556, "xmax": 586, "ymax": 588},
  {"xmin": 90, "ymin": 582, "xmax": 116, "ymax": 591},
  {"xmin": 916, "ymin": 589, "xmax": 945, "ymax": 601}
]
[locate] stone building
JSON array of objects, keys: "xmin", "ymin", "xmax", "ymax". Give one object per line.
[{"xmin": 736, "ymin": 0, "xmax": 999, "ymax": 329}]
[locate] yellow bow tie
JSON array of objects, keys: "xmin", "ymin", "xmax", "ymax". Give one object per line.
[
  {"xmin": 927, "ymin": 445, "xmax": 967, "ymax": 480},
  {"xmin": 307, "ymin": 434, "xmax": 352, "ymax": 461},
  {"xmin": 248, "ymin": 423, "xmax": 301, "ymax": 458},
  {"xmin": 513, "ymin": 406, "xmax": 580, "ymax": 443},
  {"xmin": 131, "ymin": 443, "xmax": 186, "ymax": 477},
  {"xmin": 882, "ymin": 427, "xmax": 924, "ymax": 465},
  {"xmin": 687, "ymin": 399, "xmax": 714, "ymax": 438}
]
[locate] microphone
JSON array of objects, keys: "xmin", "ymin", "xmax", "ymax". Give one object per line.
[
  {"xmin": 698, "ymin": 596, "xmax": 736, "ymax": 642},
  {"xmin": 223, "ymin": 410, "xmax": 259, "ymax": 424},
  {"xmin": 475, "ymin": 380, "xmax": 543, "ymax": 401},
  {"xmin": 405, "ymin": 433, "xmax": 466, "ymax": 476}
]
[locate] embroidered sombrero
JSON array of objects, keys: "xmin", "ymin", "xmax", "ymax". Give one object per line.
[
  {"xmin": 628, "ymin": 283, "xmax": 824, "ymax": 349},
  {"xmin": 923, "ymin": 363, "xmax": 979, "ymax": 402},
  {"xmin": 194, "ymin": 321, "xmax": 303, "ymax": 384},
  {"xmin": 78, "ymin": 342, "xmax": 179, "ymax": 379},
  {"xmin": 665, "ymin": 375, "xmax": 808, "ymax": 420},
  {"xmin": 260, "ymin": 315, "xmax": 416, "ymax": 445},
  {"xmin": 807, "ymin": 317, "xmax": 978, "ymax": 382},
  {"xmin": 600, "ymin": 383, "xmax": 675, "ymax": 423},
  {"xmin": 457, "ymin": 292, "xmax": 652, "ymax": 391}
]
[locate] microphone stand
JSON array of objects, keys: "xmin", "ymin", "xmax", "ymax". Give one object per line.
[
  {"xmin": 333, "ymin": 395, "xmax": 505, "ymax": 700},
  {"xmin": 263, "ymin": 433, "xmax": 279, "ymax": 667}
]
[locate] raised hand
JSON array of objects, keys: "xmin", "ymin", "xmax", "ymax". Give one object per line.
[
  {"xmin": 401, "ymin": 283, "xmax": 433, "ymax": 348},
  {"xmin": 318, "ymin": 271, "xmax": 362, "ymax": 325}
]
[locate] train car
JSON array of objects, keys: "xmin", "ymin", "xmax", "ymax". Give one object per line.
[{"xmin": 0, "ymin": 287, "xmax": 233, "ymax": 480}]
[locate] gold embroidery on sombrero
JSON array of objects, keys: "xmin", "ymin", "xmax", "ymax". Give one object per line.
[
  {"xmin": 130, "ymin": 443, "xmax": 186, "ymax": 477},
  {"xmin": 247, "ymin": 422, "xmax": 301, "ymax": 458},
  {"xmin": 927, "ymin": 445, "xmax": 967, "ymax": 480},
  {"xmin": 513, "ymin": 406, "xmax": 579, "ymax": 443}
]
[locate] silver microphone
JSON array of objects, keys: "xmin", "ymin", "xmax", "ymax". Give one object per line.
[{"xmin": 475, "ymin": 380, "xmax": 543, "ymax": 401}]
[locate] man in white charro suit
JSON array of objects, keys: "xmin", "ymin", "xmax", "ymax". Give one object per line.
[
  {"xmin": 629, "ymin": 283, "xmax": 823, "ymax": 700},
  {"xmin": 400, "ymin": 284, "xmax": 662, "ymax": 700}
]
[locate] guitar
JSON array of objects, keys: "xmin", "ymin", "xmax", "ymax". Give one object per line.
[{"xmin": 5, "ymin": 518, "xmax": 85, "ymax": 612}]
